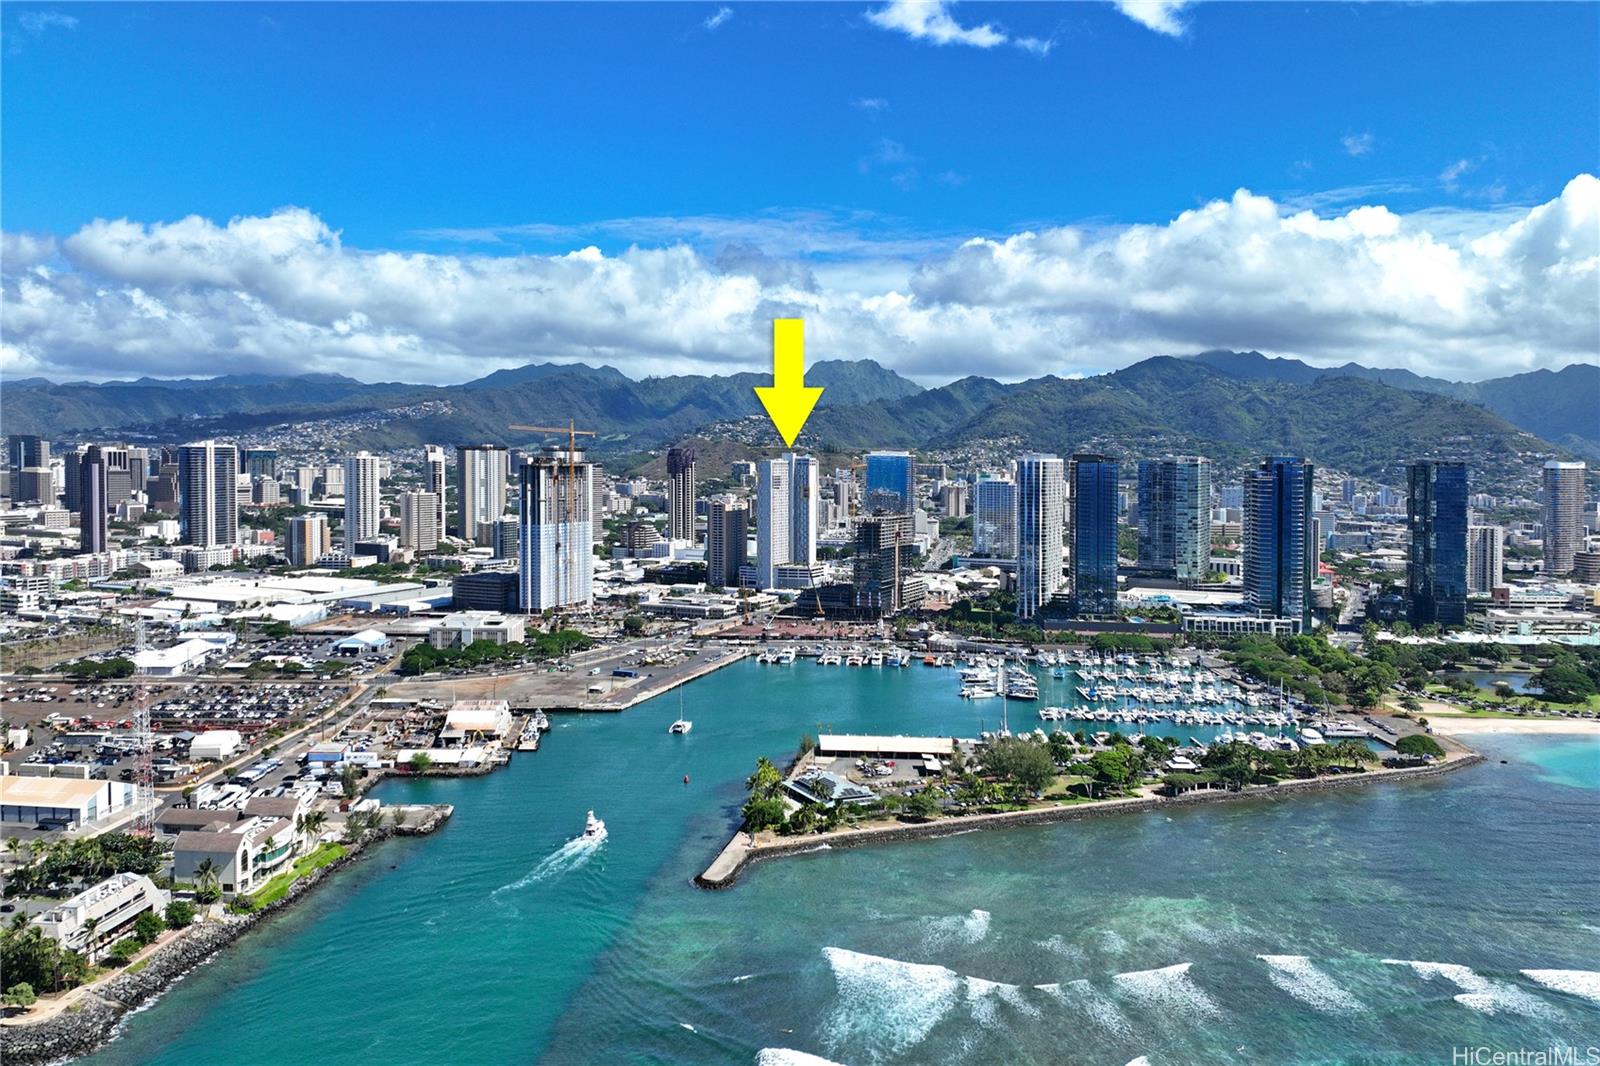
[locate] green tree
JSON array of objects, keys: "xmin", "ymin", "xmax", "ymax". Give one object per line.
[
  {"xmin": 3, "ymin": 982, "xmax": 37, "ymax": 1009},
  {"xmin": 108, "ymin": 938, "xmax": 142, "ymax": 965},
  {"xmin": 981, "ymin": 737, "xmax": 1055, "ymax": 794},
  {"xmin": 132, "ymin": 911, "xmax": 166, "ymax": 945},
  {"xmin": 408, "ymin": 752, "xmax": 433, "ymax": 773},
  {"xmin": 902, "ymin": 791, "xmax": 942, "ymax": 821},
  {"xmin": 740, "ymin": 795, "xmax": 786, "ymax": 832},
  {"xmin": 1086, "ymin": 747, "xmax": 1140, "ymax": 797},
  {"xmin": 1395, "ymin": 734, "xmax": 1446, "ymax": 759},
  {"xmin": 745, "ymin": 757, "xmax": 782, "ymax": 799},
  {"xmin": 621, "ymin": 614, "xmax": 646, "ymax": 637},
  {"xmin": 340, "ymin": 765, "xmax": 361, "ymax": 800},
  {"xmin": 164, "ymin": 900, "xmax": 197, "ymax": 929}
]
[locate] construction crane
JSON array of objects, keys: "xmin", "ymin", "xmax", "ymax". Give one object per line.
[{"xmin": 508, "ymin": 421, "xmax": 597, "ymax": 613}]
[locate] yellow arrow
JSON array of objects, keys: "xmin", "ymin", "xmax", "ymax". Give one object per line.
[{"xmin": 753, "ymin": 318, "xmax": 823, "ymax": 448}]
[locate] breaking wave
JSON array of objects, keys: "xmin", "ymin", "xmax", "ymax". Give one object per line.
[
  {"xmin": 1111, "ymin": 962, "xmax": 1222, "ymax": 1020},
  {"xmin": 756, "ymin": 1051, "xmax": 850, "ymax": 1066},
  {"xmin": 1256, "ymin": 955, "xmax": 1364, "ymax": 1014},
  {"xmin": 822, "ymin": 947, "xmax": 962, "ymax": 1059},
  {"xmin": 1035, "ymin": 979, "xmax": 1134, "ymax": 1037},
  {"xmin": 1383, "ymin": 960, "xmax": 1554, "ymax": 1018},
  {"xmin": 923, "ymin": 908, "xmax": 992, "ymax": 949},
  {"xmin": 1521, "ymin": 969, "xmax": 1600, "ymax": 1006},
  {"xmin": 965, "ymin": 975, "xmax": 1039, "ymax": 1025}
]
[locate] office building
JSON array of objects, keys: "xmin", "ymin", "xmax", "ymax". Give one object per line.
[
  {"xmin": 1015, "ymin": 454, "xmax": 1065, "ymax": 620},
  {"xmin": 287, "ymin": 513, "xmax": 331, "ymax": 567},
  {"xmin": 973, "ymin": 478, "xmax": 1017, "ymax": 558},
  {"xmin": 852, "ymin": 513, "xmax": 925, "ymax": 614},
  {"xmin": 706, "ymin": 496, "xmax": 749, "ymax": 589},
  {"xmin": 939, "ymin": 482, "xmax": 968, "ymax": 519},
  {"xmin": 77, "ymin": 445, "xmax": 110, "ymax": 555},
  {"xmin": 146, "ymin": 464, "xmax": 180, "ymax": 512},
  {"xmin": 177, "ymin": 441, "xmax": 239, "ymax": 548},
  {"xmin": 519, "ymin": 446, "xmax": 594, "ymax": 612},
  {"xmin": 61, "ymin": 446, "xmax": 88, "ymax": 513},
  {"xmin": 1467, "ymin": 524, "xmax": 1504, "ymax": 595},
  {"xmin": 423, "ymin": 446, "xmax": 448, "ymax": 537},
  {"xmin": 755, "ymin": 452, "xmax": 818, "ymax": 588},
  {"xmin": 242, "ymin": 448, "xmax": 278, "ymax": 479},
  {"xmin": 491, "ymin": 515, "xmax": 519, "ymax": 560},
  {"xmin": 343, "ymin": 453, "xmax": 382, "ymax": 548},
  {"xmin": 458, "ymin": 445, "xmax": 510, "ymax": 545},
  {"xmin": 1406, "ymin": 460, "xmax": 1469, "ymax": 627},
  {"xmin": 7, "ymin": 435, "xmax": 49, "ymax": 481},
  {"xmin": 864, "ymin": 451, "xmax": 916, "ymax": 515},
  {"xmin": 1137, "ymin": 456, "xmax": 1212, "ymax": 582},
  {"xmin": 1542, "ymin": 461, "xmax": 1587, "ymax": 575},
  {"xmin": 1070, "ymin": 454, "xmax": 1119, "ymax": 616},
  {"xmin": 399, "ymin": 490, "xmax": 441, "ymax": 552},
  {"xmin": 1244, "ymin": 456, "xmax": 1315, "ymax": 631},
  {"xmin": 451, "ymin": 571, "xmax": 520, "ymax": 613},
  {"xmin": 667, "ymin": 446, "xmax": 697, "ymax": 543}
]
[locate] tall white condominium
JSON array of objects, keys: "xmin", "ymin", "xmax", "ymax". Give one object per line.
[
  {"xmin": 1542, "ymin": 461, "xmax": 1586, "ymax": 575},
  {"xmin": 519, "ymin": 446, "xmax": 594, "ymax": 612},
  {"xmin": 973, "ymin": 477, "xmax": 1018, "ymax": 558},
  {"xmin": 177, "ymin": 440, "xmax": 239, "ymax": 548},
  {"xmin": 755, "ymin": 452, "xmax": 818, "ymax": 587},
  {"xmin": 1014, "ymin": 454, "xmax": 1065, "ymax": 619},
  {"xmin": 666, "ymin": 446, "xmax": 697, "ymax": 543},
  {"xmin": 458, "ymin": 444, "xmax": 510, "ymax": 546},
  {"xmin": 423, "ymin": 445, "xmax": 448, "ymax": 536},
  {"xmin": 1467, "ymin": 524, "xmax": 1504, "ymax": 595},
  {"xmin": 399, "ymin": 490, "xmax": 441, "ymax": 552},
  {"xmin": 343, "ymin": 453, "xmax": 383, "ymax": 548},
  {"xmin": 286, "ymin": 512, "xmax": 331, "ymax": 567}
]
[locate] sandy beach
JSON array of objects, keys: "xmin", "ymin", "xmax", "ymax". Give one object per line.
[{"xmin": 1430, "ymin": 716, "xmax": 1600, "ymax": 737}]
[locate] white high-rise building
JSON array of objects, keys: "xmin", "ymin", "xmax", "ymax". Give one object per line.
[
  {"xmin": 1467, "ymin": 524, "xmax": 1504, "ymax": 595},
  {"xmin": 458, "ymin": 445, "xmax": 510, "ymax": 545},
  {"xmin": 177, "ymin": 440, "xmax": 239, "ymax": 548},
  {"xmin": 755, "ymin": 452, "xmax": 818, "ymax": 588},
  {"xmin": 1542, "ymin": 461, "xmax": 1586, "ymax": 575},
  {"xmin": 423, "ymin": 445, "xmax": 448, "ymax": 537},
  {"xmin": 1015, "ymin": 454, "xmax": 1065, "ymax": 620},
  {"xmin": 287, "ymin": 512, "xmax": 331, "ymax": 567},
  {"xmin": 973, "ymin": 477, "xmax": 1017, "ymax": 558},
  {"xmin": 519, "ymin": 446, "xmax": 594, "ymax": 612},
  {"xmin": 343, "ymin": 453, "xmax": 382, "ymax": 548},
  {"xmin": 399, "ymin": 490, "xmax": 441, "ymax": 552}
]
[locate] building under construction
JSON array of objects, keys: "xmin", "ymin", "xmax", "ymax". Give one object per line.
[{"xmin": 519, "ymin": 445, "xmax": 595, "ymax": 613}]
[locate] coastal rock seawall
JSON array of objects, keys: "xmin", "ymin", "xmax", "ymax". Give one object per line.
[
  {"xmin": 696, "ymin": 753, "xmax": 1485, "ymax": 889},
  {"xmin": 0, "ymin": 805, "xmax": 452, "ymax": 1066}
]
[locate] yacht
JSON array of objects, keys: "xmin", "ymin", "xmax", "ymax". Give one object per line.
[
  {"xmin": 1299, "ymin": 727, "xmax": 1326, "ymax": 746},
  {"xmin": 776, "ymin": 648, "xmax": 797, "ymax": 665},
  {"xmin": 583, "ymin": 811, "xmax": 606, "ymax": 839},
  {"xmin": 1321, "ymin": 723, "xmax": 1371, "ymax": 739},
  {"xmin": 668, "ymin": 718, "xmax": 693, "ymax": 734},
  {"xmin": 1038, "ymin": 706, "xmax": 1066, "ymax": 721},
  {"xmin": 961, "ymin": 684, "xmax": 999, "ymax": 700}
]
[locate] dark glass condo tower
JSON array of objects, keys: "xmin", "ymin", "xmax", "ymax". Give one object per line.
[
  {"xmin": 1244, "ymin": 456, "xmax": 1315, "ymax": 632},
  {"xmin": 1406, "ymin": 460, "xmax": 1469, "ymax": 627},
  {"xmin": 1070, "ymin": 454, "xmax": 1120, "ymax": 616}
]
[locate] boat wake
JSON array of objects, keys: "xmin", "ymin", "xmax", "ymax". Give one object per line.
[
  {"xmin": 492, "ymin": 828, "xmax": 606, "ymax": 896},
  {"xmin": 1110, "ymin": 962, "xmax": 1222, "ymax": 1020},
  {"xmin": 1256, "ymin": 955, "xmax": 1365, "ymax": 1014},
  {"xmin": 1383, "ymin": 960, "xmax": 1554, "ymax": 1018},
  {"xmin": 1520, "ymin": 969, "xmax": 1600, "ymax": 1006}
]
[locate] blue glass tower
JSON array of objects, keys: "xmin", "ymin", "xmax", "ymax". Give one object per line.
[
  {"xmin": 1407, "ymin": 460, "xmax": 1468, "ymax": 627},
  {"xmin": 1071, "ymin": 454, "xmax": 1119, "ymax": 616},
  {"xmin": 1244, "ymin": 456, "xmax": 1315, "ymax": 632},
  {"xmin": 864, "ymin": 451, "xmax": 915, "ymax": 515}
]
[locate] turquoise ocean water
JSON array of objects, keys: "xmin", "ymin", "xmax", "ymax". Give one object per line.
[{"xmin": 79, "ymin": 660, "xmax": 1599, "ymax": 1065}]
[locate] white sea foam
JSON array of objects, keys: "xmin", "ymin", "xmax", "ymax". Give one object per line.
[
  {"xmin": 1256, "ymin": 955, "xmax": 1364, "ymax": 1014},
  {"xmin": 755, "ymin": 1050, "xmax": 850, "ymax": 1066},
  {"xmin": 491, "ymin": 829, "xmax": 606, "ymax": 896},
  {"xmin": 679, "ymin": 1023, "xmax": 697, "ymax": 1033},
  {"xmin": 1382, "ymin": 960, "xmax": 1554, "ymax": 1018},
  {"xmin": 1100, "ymin": 929, "xmax": 1130, "ymax": 954},
  {"xmin": 1126, "ymin": 1058, "xmax": 1153, "ymax": 1066},
  {"xmin": 964, "ymin": 976, "xmax": 1039, "ymax": 1025},
  {"xmin": 1111, "ymin": 962, "xmax": 1222, "ymax": 1020},
  {"xmin": 1035, "ymin": 934, "xmax": 1087, "ymax": 963},
  {"xmin": 821, "ymin": 947, "xmax": 962, "ymax": 1059},
  {"xmin": 1035, "ymin": 978, "xmax": 1134, "ymax": 1037},
  {"xmin": 923, "ymin": 908, "xmax": 993, "ymax": 948},
  {"xmin": 733, "ymin": 974, "xmax": 755, "ymax": 983},
  {"xmin": 1521, "ymin": 969, "xmax": 1600, "ymax": 1005}
]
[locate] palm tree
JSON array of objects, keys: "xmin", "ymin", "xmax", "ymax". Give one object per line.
[
  {"xmin": 80, "ymin": 917, "xmax": 100, "ymax": 963},
  {"xmin": 194, "ymin": 858, "xmax": 221, "ymax": 903}
]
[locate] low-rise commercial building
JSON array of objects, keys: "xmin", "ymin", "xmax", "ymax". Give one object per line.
[
  {"xmin": 0, "ymin": 775, "xmax": 137, "ymax": 829},
  {"xmin": 428, "ymin": 611, "xmax": 526, "ymax": 648},
  {"xmin": 32, "ymin": 873, "xmax": 168, "ymax": 961}
]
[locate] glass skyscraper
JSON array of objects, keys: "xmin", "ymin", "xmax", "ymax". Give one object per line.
[
  {"xmin": 864, "ymin": 451, "xmax": 916, "ymax": 515},
  {"xmin": 1407, "ymin": 460, "xmax": 1468, "ymax": 627},
  {"xmin": 1136, "ymin": 456, "xmax": 1212, "ymax": 582},
  {"xmin": 1243, "ymin": 456, "xmax": 1315, "ymax": 631},
  {"xmin": 1071, "ymin": 454, "xmax": 1120, "ymax": 616},
  {"xmin": 1015, "ymin": 454, "xmax": 1064, "ymax": 620},
  {"xmin": 973, "ymin": 477, "xmax": 1017, "ymax": 558}
]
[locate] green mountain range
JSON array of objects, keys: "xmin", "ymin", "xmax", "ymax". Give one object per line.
[{"xmin": 4, "ymin": 353, "xmax": 1590, "ymax": 484}]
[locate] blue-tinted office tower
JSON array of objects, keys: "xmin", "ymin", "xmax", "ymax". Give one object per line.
[
  {"xmin": 1406, "ymin": 460, "xmax": 1468, "ymax": 628},
  {"xmin": 1244, "ymin": 456, "xmax": 1315, "ymax": 631},
  {"xmin": 864, "ymin": 451, "xmax": 915, "ymax": 515},
  {"xmin": 1070, "ymin": 454, "xmax": 1119, "ymax": 616}
]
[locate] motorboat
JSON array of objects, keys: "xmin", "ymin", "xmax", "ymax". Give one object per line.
[
  {"xmin": 668, "ymin": 718, "xmax": 693, "ymax": 734},
  {"xmin": 583, "ymin": 810, "xmax": 606, "ymax": 838}
]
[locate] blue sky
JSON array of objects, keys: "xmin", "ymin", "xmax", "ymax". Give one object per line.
[{"xmin": 2, "ymin": 2, "xmax": 1596, "ymax": 385}]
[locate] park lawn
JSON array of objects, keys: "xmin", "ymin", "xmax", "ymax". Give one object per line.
[{"xmin": 249, "ymin": 842, "xmax": 347, "ymax": 907}]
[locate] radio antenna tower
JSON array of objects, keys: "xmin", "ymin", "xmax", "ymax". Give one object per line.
[{"xmin": 132, "ymin": 618, "xmax": 155, "ymax": 835}]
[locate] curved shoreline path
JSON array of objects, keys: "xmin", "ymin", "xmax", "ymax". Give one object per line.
[{"xmin": 39, "ymin": 659, "xmax": 1599, "ymax": 1066}]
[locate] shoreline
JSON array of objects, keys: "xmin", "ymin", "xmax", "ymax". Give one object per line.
[
  {"xmin": 1429, "ymin": 716, "xmax": 1600, "ymax": 736},
  {"xmin": 695, "ymin": 751, "xmax": 1486, "ymax": 889},
  {"xmin": 0, "ymin": 806, "xmax": 452, "ymax": 1066}
]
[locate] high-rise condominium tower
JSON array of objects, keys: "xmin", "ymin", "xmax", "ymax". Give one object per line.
[
  {"xmin": 519, "ymin": 446, "xmax": 594, "ymax": 612},
  {"xmin": 1137, "ymin": 456, "xmax": 1212, "ymax": 583},
  {"xmin": 1542, "ymin": 461, "xmax": 1586, "ymax": 575},
  {"xmin": 343, "ymin": 453, "xmax": 382, "ymax": 547},
  {"xmin": 1244, "ymin": 456, "xmax": 1314, "ymax": 631},
  {"xmin": 458, "ymin": 444, "xmax": 510, "ymax": 546},
  {"xmin": 1015, "ymin": 454, "xmax": 1065, "ymax": 620},
  {"xmin": 667, "ymin": 446, "xmax": 697, "ymax": 543},
  {"xmin": 177, "ymin": 440, "xmax": 239, "ymax": 548},
  {"xmin": 1406, "ymin": 460, "xmax": 1469, "ymax": 627},
  {"xmin": 755, "ymin": 452, "xmax": 818, "ymax": 588}
]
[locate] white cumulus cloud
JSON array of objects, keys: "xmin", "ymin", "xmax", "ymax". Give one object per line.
[
  {"xmin": 1113, "ymin": 0, "xmax": 1191, "ymax": 37},
  {"xmin": 865, "ymin": 0, "xmax": 1048, "ymax": 54},
  {"xmin": 3, "ymin": 177, "xmax": 1596, "ymax": 386},
  {"xmin": 704, "ymin": 6, "xmax": 733, "ymax": 31}
]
